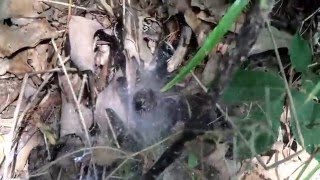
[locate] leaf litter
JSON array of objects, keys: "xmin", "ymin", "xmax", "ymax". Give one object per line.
[{"xmin": 0, "ymin": 0, "xmax": 319, "ymax": 179}]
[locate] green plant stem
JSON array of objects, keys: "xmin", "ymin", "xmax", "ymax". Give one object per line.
[
  {"xmin": 266, "ymin": 21, "xmax": 305, "ymax": 147},
  {"xmin": 161, "ymin": 0, "xmax": 250, "ymax": 92}
]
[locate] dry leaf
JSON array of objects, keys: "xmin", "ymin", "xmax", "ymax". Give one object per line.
[
  {"xmin": 191, "ymin": 0, "xmax": 228, "ymax": 20},
  {"xmin": 250, "ymin": 27, "xmax": 293, "ymax": 55},
  {"xmin": 167, "ymin": 26, "xmax": 192, "ymax": 72},
  {"xmin": 0, "ymin": 78, "xmax": 21, "ymax": 113},
  {"xmin": 207, "ymin": 142, "xmax": 240, "ymax": 180},
  {"xmin": 59, "ymin": 74, "xmax": 93, "ymax": 138},
  {"xmin": 95, "ymin": 75, "xmax": 127, "ymax": 134},
  {"xmin": 123, "ymin": 10, "xmax": 140, "ymax": 62},
  {"xmin": 68, "ymin": 16, "xmax": 103, "ymax": 71},
  {"xmin": 202, "ymin": 53, "xmax": 219, "ymax": 85},
  {"xmin": 0, "ymin": 0, "xmax": 40, "ymax": 20},
  {"xmin": 60, "ymin": 95, "xmax": 93, "ymax": 138},
  {"xmin": 0, "ymin": 59, "xmax": 11, "ymax": 76},
  {"xmin": 0, "ymin": 19, "xmax": 57, "ymax": 58},
  {"xmin": 95, "ymin": 45, "xmax": 110, "ymax": 66},
  {"xmin": 28, "ymin": 44, "xmax": 50, "ymax": 72},
  {"xmin": 15, "ymin": 128, "xmax": 42, "ymax": 173},
  {"xmin": 243, "ymin": 142, "xmax": 320, "ymax": 180},
  {"xmin": 7, "ymin": 51, "xmax": 33, "ymax": 75},
  {"xmin": 0, "ymin": 135, "xmax": 5, "ymax": 166}
]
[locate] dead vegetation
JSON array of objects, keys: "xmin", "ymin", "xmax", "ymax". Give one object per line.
[{"xmin": 0, "ymin": 0, "xmax": 319, "ymax": 179}]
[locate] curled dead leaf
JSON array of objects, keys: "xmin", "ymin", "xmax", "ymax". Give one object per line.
[
  {"xmin": 0, "ymin": 19, "xmax": 57, "ymax": 58},
  {"xmin": 167, "ymin": 26, "xmax": 192, "ymax": 72},
  {"xmin": 68, "ymin": 16, "xmax": 103, "ymax": 72},
  {"xmin": 15, "ymin": 131, "xmax": 42, "ymax": 174}
]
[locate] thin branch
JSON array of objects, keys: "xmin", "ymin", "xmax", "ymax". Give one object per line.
[
  {"xmin": 105, "ymin": 111, "xmax": 121, "ymax": 149},
  {"xmin": 51, "ymin": 38, "xmax": 92, "ymax": 147},
  {"xmin": 3, "ymin": 74, "xmax": 29, "ymax": 179},
  {"xmin": 40, "ymin": 0, "xmax": 87, "ymax": 10},
  {"xmin": 266, "ymin": 21, "xmax": 305, "ymax": 148}
]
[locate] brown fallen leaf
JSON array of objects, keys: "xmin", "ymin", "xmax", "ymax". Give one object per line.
[
  {"xmin": 14, "ymin": 126, "xmax": 42, "ymax": 174},
  {"xmin": 249, "ymin": 26, "xmax": 293, "ymax": 55},
  {"xmin": 244, "ymin": 142, "xmax": 320, "ymax": 179},
  {"xmin": 0, "ymin": 78, "xmax": 21, "ymax": 113},
  {"xmin": 191, "ymin": 0, "xmax": 228, "ymax": 20},
  {"xmin": 60, "ymin": 95, "xmax": 93, "ymax": 138},
  {"xmin": 95, "ymin": 74, "xmax": 127, "ymax": 135},
  {"xmin": 59, "ymin": 73, "xmax": 93, "ymax": 138},
  {"xmin": 206, "ymin": 142, "xmax": 240, "ymax": 180},
  {"xmin": 0, "ymin": 19, "xmax": 58, "ymax": 58},
  {"xmin": 0, "ymin": 0, "xmax": 41, "ymax": 20},
  {"xmin": 68, "ymin": 16, "xmax": 103, "ymax": 72},
  {"xmin": 202, "ymin": 53, "xmax": 220, "ymax": 86},
  {"xmin": 184, "ymin": 8, "xmax": 211, "ymax": 45},
  {"xmin": 167, "ymin": 26, "xmax": 192, "ymax": 72},
  {"xmin": 28, "ymin": 44, "xmax": 50, "ymax": 72},
  {"xmin": 7, "ymin": 51, "xmax": 33, "ymax": 75}
]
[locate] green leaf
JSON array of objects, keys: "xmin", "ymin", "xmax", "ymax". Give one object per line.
[
  {"xmin": 289, "ymin": 33, "xmax": 312, "ymax": 73},
  {"xmin": 161, "ymin": 0, "xmax": 250, "ymax": 92},
  {"xmin": 234, "ymin": 98, "xmax": 283, "ymax": 159},
  {"xmin": 291, "ymin": 90, "xmax": 320, "ymax": 160},
  {"xmin": 188, "ymin": 152, "xmax": 199, "ymax": 168},
  {"xmin": 300, "ymin": 73, "xmax": 320, "ymax": 102},
  {"xmin": 222, "ymin": 70, "xmax": 285, "ymax": 103}
]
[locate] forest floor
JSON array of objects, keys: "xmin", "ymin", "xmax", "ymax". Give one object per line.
[{"xmin": 0, "ymin": 0, "xmax": 319, "ymax": 179}]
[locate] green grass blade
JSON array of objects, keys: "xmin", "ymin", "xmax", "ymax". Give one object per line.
[{"xmin": 161, "ymin": 0, "xmax": 250, "ymax": 92}]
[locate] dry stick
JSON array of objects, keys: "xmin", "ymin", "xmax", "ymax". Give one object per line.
[
  {"xmin": 191, "ymin": 71, "xmax": 208, "ymax": 93},
  {"xmin": 8, "ymin": 74, "xmax": 53, "ymax": 174},
  {"xmin": 29, "ymin": 146, "xmax": 128, "ymax": 178},
  {"xmin": 266, "ymin": 21, "xmax": 305, "ymax": 148},
  {"xmin": 299, "ymin": 6, "xmax": 320, "ymax": 35},
  {"xmin": 51, "ymin": 39, "xmax": 100, "ymax": 179},
  {"xmin": 78, "ymin": 74, "xmax": 87, "ymax": 103},
  {"xmin": 105, "ymin": 131, "xmax": 183, "ymax": 179},
  {"xmin": 40, "ymin": 0, "xmax": 87, "ymax": 10},
  {"xmin": 3, "ymin": 74, "xmax": 29, "ymax": 179},
  {"xmin": 27, "ymin": 67, "xmax": 77, "ymax": 76},
  {"xmin": 98, "ymin": 0, "xmax": 115, "ymax": 16},
  {"xmin": 51, "ymin": 38, "xmax": 92, "ymax": 147},
  {"xmin": 0, "ymin": 94, "xmax": 13, "ymax": 114},
  {"xmin": 104, "ymin": 111, "xmax": 121, "ymax": 149}
]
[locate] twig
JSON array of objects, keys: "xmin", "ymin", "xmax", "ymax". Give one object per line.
[
  {"xmin": 3, "ymin": 74, "xmax": 29, "ymax": 178},
  {"xmin": 43, "ymin": 133, "xmax": 52, "ymax": 160},
  {"xmin": 40, "ymin": 0, "xmax": 87, "ymax": 10},
  {"xmin": 191, "ymin": 71, "xmax": 208, "ymax": 93},
  {"xmin": 98, "ymin": 0, "xmax": 115, "ymax": 17},
  {"xmin": 299, "ymin": 7, "xmax": 320, "ymax": 35},
  {"xmin": 78, "ymin": 74, "xmax": 87, "ymax": 103},
  {"xmin": 266, "ymin": 21, "xmax": 305, "ymax": 148},
  {"xmin": 26, "ymin": 67, "xmax": 78, "ymax": 76},
  {"xmin": 52, "ymin": 39, "xmax": 99, "ymax": 179},
  {"xmin": 29, "ymin": 146, "xmax": 128, "ymax": 178},
  {"xmin": 51, "ymin": 38, "xmax": 92, "ymax": 147},
  {"xmin": 104, "ymin": 111, "xmax": 121, "ymax": 149},
  {"xmin": 106, "ymin": 131, "xmax": 183, "ymax": 179}
]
